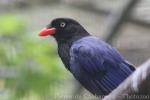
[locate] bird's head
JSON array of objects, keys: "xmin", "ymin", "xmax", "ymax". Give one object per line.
[{"xmin": 38, "ymin": 18, "xmax": 89, "ymax": 42}]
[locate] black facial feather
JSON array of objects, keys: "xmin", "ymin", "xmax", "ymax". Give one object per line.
[
  {"xmin": 48, "ymin": 18, "xmax": 89, "ymax": 43},
  {"xmin": 48, "ymin": 18, "xmax": 90, "ymax": 70}
]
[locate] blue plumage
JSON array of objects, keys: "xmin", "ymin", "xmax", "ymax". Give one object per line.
[
  {"xmin": 39, "ymin": 18, "xmax": 136, "ymax": 96},
  {"xmin": 70, "ymin": 36, "xmax": 135, "ymax": 95}
]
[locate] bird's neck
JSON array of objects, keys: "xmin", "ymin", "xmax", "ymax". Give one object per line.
[
  {"xmin": 57, "ymin": 33, "xmax": 90, "ymax": 44},
  {"xmin": 57, "ymin": 34, "xmax": 90, "ymax": 71}
]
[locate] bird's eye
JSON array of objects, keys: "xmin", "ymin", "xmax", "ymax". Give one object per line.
[{"xmin": 60, "ymin": 22, "xmax": 66, "ymax": 28}]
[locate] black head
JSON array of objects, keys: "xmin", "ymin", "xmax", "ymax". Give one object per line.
[{"xmin": 39, "ymin": 18, "xmax": 89, "ymax": 43}]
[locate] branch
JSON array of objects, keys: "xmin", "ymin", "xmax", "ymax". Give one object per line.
[
  {"xmin": 68, "ymin": 0, "xmax": 150, "ymax": 30},
  {"xmin": 104, "ymin": 0, "xmax": 140, "ymax": 43},
  {"xmin": 103, "ymin": 58, "xmax": 150, "ymax": 100}
]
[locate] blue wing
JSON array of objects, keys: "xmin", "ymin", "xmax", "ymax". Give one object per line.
[{"xmin": 70, "ymin": 36, "xmax": 135, "ymax": 95}]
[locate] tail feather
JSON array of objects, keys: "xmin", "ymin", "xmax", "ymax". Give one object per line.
[{"xmin": 125, "ymin": 61, "xmax": 136, "ymax": 71}]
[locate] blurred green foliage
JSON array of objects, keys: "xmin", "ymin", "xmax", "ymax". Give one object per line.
[
  {"xmin": 0, "ymin": 14, "xmax": 25, "ymax": 35},
  {"xmin": 0, "ymin": 14, "xmax": 66, "ymax": 100}
]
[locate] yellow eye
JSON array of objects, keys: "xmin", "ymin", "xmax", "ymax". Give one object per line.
[{"xmin": 60, "ymin": 22, "xmax": 66, "ymax": 28}]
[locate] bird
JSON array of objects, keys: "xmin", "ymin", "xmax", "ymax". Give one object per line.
[{"xmin": 38, "ymin": 18, "xmax": 135, "ymax": 96}]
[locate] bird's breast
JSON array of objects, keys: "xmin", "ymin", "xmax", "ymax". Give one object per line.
[{"xmin": 58, "ymin": 43, "xmax": 72, "ymax": 71}]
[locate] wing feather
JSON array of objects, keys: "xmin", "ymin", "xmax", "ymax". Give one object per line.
[{"xmin": 70, "ymin": 36, "xmax": 135, "ymax": 95}]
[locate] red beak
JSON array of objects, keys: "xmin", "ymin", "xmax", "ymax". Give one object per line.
[{"xmin": 38, "ymin": 28, "xmax": 56, "ymax": 36}]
